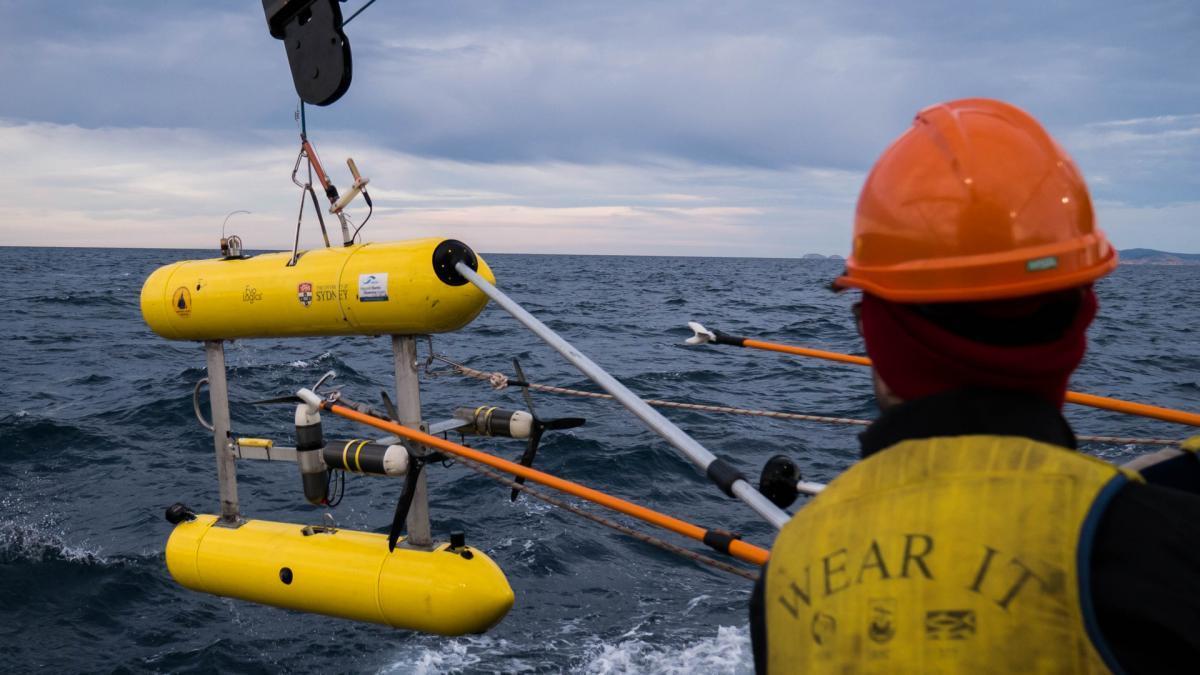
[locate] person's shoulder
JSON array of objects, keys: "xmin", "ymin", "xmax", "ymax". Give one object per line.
[
  {"xmin": 1091, "ymin": 480, "xmax": 1200, "ymax": 671},
  {"xmin": 1103, "ymin": 479, "xmax": 1200, "ymax": 537}
]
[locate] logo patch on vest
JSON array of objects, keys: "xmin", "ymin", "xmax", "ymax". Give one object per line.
[
  {"xmin": 868, "ymin": 598, "xmax": 896, "ymax": 644},
  {"xmin": 811, "ymin": 612, "xmax": 837, "ymax": 645},
  {"xmin": 925, "ymin": 610, "xmax": 976, "ymax": 640}
]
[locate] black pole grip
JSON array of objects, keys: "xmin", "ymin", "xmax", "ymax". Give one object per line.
[
  {"xmin": 702, "ymin": 528, "xmax": 743, "ymax": 555},
  {"xmin": 705, "ymin": 456, "xmax": 747, "ymax": 498},
  {"xmin": 712, "ymin": 330, "xmax": 748, "ymax": 347}
]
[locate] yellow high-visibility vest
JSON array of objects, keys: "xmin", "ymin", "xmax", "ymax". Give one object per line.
[{"xmin": 765, "ymin": 435, "xmax": 1139, "ymax": 674}]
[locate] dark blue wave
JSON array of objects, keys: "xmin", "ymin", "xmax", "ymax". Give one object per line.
[{"xmin": 0, "ymin": 246, "xmax": 1196, "ymax": 672}]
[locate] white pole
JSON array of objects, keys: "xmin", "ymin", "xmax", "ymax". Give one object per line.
[
  {"xmin": 797, "ymin": 481, "xmax": 825, "ymax": 496},
  {"xmin": 455, "ymin": 263, "xmax": 790, "ymax": 529}
]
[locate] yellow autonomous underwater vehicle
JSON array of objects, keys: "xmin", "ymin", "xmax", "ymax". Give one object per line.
[
  {"xmin": 145, "ymin": 234, "xmax": 515, "ymax": 634},
  {"xmin": 142, "ymin": 128, "xmax": 521, "ymax": 635}
]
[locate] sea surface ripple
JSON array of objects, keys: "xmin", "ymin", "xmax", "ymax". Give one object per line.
[{"xmin": 0, "ymin": 246, "xmax": 1196, "ymax": 673}]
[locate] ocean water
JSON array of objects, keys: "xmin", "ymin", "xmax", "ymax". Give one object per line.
[{"xmin": 0, "ymin": 246, "xmax": 1197, "ymax": 673}]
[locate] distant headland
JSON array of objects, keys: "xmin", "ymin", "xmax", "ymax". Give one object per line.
[{"xmin": 1119, "ymin": 249, "xmax": 1200, "ymax": 266}]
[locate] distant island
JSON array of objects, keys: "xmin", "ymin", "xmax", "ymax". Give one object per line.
[
  {"xmin": 1119, "ymin": 249, "xmax": 1200, "ymax": 266},
  {"xmin": 801, "ymin": 253, "xmax": 844, "ymax": 260}
]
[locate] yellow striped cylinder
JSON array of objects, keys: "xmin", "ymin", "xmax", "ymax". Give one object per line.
[{"xmin": 166, "ymin": 515, "xmax": 514, "ymax": 635}]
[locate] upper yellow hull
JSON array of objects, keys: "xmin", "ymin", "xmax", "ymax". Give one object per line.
[{"xmin": 141, "ymin": 238, "xmax": 494, "ymax": 340}]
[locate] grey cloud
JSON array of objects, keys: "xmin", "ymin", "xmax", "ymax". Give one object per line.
[
  {"xmin": 6, "ymin": 1, "xmax": 1195, "ymax": 172},
  {"xmin": 0, "ymin": 3, "xmax": 292, "ymax": 129},
  {"xmin": 1067, "ymin": 114, "xmax": 1200, "ymax": 206},
  {"xmin": 338, "ymin": 0, "xmax": 1199, "ymax": 171},
  {"xmin": 0, "ymin": 0, "xmax": 1195, "ymax": 252}
]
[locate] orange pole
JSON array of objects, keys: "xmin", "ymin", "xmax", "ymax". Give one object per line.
[
  {"xmin": 1061, "ymin": 391, "xmax": 1200, "ymax": 428},
  {"xmin": 742, "ymin": 338, "xmax": 872, "ymax": 367},
  {"xmin": 324, "ymin": 402, "xmax": 771, "ymax": 566},
  {"xmin": 738, "ymin": 339, "xmax": 1200, "ymax": 427}
]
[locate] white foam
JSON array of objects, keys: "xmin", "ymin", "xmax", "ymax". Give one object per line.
[
  {"xmin": 379, "ymin": 636, "xmax": 535, "ymax": 675},
  {"xmin": 0, "ymin": 519, "xmax": 111, "ymax": 565},
  {"xmin": 684, "ymin": 594, "xmax": 711, "ymax": 615},
  {"xmin": 580, "ymin": 625, "xmax": 752, "ymax": 675},
  {"xmin": 408, "ymin": 641, "xmax": 482, "ymax": 675},
  {"xmin": 377, "ymin": 625, "xmax": 751, "ymax": 674},
  {"xmin": 288, "ymin": 351, "xmax": 333, "ymax": 368},
  {"xmin": 517, "ymin": 497, "xmax": 555, "ymax": 516}
]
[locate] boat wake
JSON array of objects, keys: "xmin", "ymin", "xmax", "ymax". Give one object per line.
[
  {"xmin": 377, "ymin": 624, "xmax": 751, "ymax": 674},
  {"xmin": 580, "ymin": 624, "xmax": 751, "ymax": 675}
]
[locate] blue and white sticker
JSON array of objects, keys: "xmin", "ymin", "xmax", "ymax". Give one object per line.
[{"xmin": 358, "ymin": 273, "xmax": 389, "ymax": 302}]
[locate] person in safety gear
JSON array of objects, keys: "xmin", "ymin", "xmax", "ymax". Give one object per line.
[{"xmin": 750, "ymin": 98, "xmax": 1200, "ymax": 674}]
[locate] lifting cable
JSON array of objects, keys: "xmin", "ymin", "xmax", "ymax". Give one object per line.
[
  {"xmin": 454, "ymin": 455, "xmax": 759, "ymax": 581},
  {"xmin": 435, "ymin": 357, "xmax": 1186, "ymax": 448}
]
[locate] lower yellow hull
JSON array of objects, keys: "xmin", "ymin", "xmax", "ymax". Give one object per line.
[{"xmin": 166, "ymin": 515, "xmax": 513, "ymax": 635}]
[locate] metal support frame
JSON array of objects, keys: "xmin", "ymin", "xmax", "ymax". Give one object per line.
[
  {"xmin": 204, "ymin": 340, "xmax": 241, "ymax": 524},
  {"xmin": 392, "ymin": 335, "xmax": 431, "ymax": 547}
]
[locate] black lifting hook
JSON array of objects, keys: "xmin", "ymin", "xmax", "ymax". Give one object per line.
[{"xmin": 262, "ymin": 0, "xmax": 353, "ymax": 106}]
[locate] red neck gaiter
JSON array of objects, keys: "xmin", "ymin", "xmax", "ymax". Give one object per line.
[{"xmin": 859, "ymin": 288, "xmax": 1097, "ymax": 408}]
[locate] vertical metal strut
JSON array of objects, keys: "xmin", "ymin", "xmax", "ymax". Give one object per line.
[
  {"xmin": 204, "ymin": 340, "xmax": 240, "ymax": 523},
  {"xmin": 392, "ymin": 335, "xmax": 431, "ymax": 547},
  {"xmin": 454, "ymin": 263, "xmax": 791, "ymax": 529}
]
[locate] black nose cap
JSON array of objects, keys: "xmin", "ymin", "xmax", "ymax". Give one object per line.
[
  {"xmin": 432, "ymin": 239, "xmax": 479, "ymax": 286},
  {"xmin": 759, "ymin": 455, "xmax": 801, "ymax": 509},
  {"xmin": 165, "ymin": 502, "xmax": 197, "ymax": 525}
]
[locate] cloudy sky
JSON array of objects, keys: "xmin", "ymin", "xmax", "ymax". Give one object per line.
[{"xmin": 0, "ymin": 1, "xmax": 1196, "ymax": 256}]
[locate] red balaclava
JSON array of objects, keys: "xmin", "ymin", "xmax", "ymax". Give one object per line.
[{"xmin": 859, "ymin": 287, "xmax": 1097, "ymax": 408}]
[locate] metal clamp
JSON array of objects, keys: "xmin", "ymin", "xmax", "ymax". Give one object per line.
[{"xmin": 193, "ymin": 377, "xmax": 214, "ymax": 431}]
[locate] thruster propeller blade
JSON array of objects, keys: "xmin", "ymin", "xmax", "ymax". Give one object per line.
[
  {"xmin": 511, "ymin": 424, "xmax": 546, "ymax": 502},
  {"xmin": 380, "ymin": 390, "xmax": 399, "ymax": 421},
  {"xmin": 541, "ymin": 417, "xmax": 586, "ymax": 431},
  {"xmin": 509, "ymin": 417, "xmax": 586, "ymax": 501},
  {"xmin": 511, "ymin": 358, "xmax": 537, "ymax": 418},
  {"xmin": 506, "ymin": 358, "xmax": 586, "ymax": 501}
]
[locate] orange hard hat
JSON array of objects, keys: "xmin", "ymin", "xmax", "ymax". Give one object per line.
[{"xmin": 834, "ymin": 98, "xmax": 1117, "ymax": 303}]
